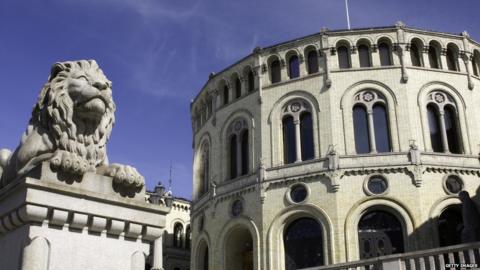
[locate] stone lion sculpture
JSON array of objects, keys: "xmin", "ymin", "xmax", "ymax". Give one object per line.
[{"xmin": 0, "ymin": 60, "xmax": 144, "ymax": 191}]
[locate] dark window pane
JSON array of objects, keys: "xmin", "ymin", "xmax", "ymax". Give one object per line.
[
  {"xmin": 271, "ymin": 60, "xmax": 281, "ymax": 83},
  {"xmin": 353, "ymin": 105, "xmax": 370, "ymax": 154},
  {"xmin": 379, "ymin": 43, "xmax": 392, "ymax": 66},
  {"xmin": 358, "ymin": 211, "xmax": 404, "ymax": 259},
  {"xmin": 446, "ymin": 47, "xmax": 458, "ymax": 71},
  {"xmin": 290, "ymin": 184, "xmax": 308, "ymax": 203},
  {"xmin": 473, "ymin": 53, "xmax": 480, "ymax": 76},
  {"xmin": 283, "ymin": 116, "xmax": 296, "ymax": 164},
  {"xmin": 235, "ymin": 78, "xmax": 241, "ymax": 98},
  {"xmin": 373, "ymin": 104, "xmax": 391, "ymax": 152},
  {"xmin": 338, "ymin": 46, "xmax": 351, "ymax": 69},
  {"xmin": 223, "ymin": 86, "xmax": 229, "ymax": 105},
  {"xmin": 444, "ymin": 106, "xmax": 461, "ymax": 154},
  {"xmin": 368, "ymin": 177, "xmax": 388, "ymax": 194},
  {"xmin": 284, "ymin": 218, "xmax": 324, "ymax": 270},
  {"xmin": 427, "ymin": 105, "xmax": 443, "ymax": 152},
  {"xmin": 300, "ymin": 112, "xmax": 314, "ymax": 160},
  {"xmin": 248, "ymin": 70, "xmax": 255, "ymax": 92},
  {"xmin": 203, "ymin": 247, "xmax": 209, "ymax": 270},
  {"xmin": 410, "ymin": 43, "xmax": 422, "ymax": 67},
  {"xmin": 185, "ymin": 226, "xmax": 191, "ymax": 249},
  {"xmin": 358, "ymin": 44, "xmax": 371, "ymax": 67},
  {"xmin": 289, "ymin": 55, "xmax": 300, "ymax": 79},
  {"xmin": 446, "ymin": 176, "xmax": 463, "ymax": 194},
  {"xmin": 438, "ymin": 205, "xmax": 463, "ymax": 247},
  {"xmin": 307, "ymin": 50, "xmax": 319, "ymax": 74},
  {"xmin": 241, "ymin": 130, "xmax": 249, "ymax": 175},
  {"xmin": 428, "ymin": 47, "xmax": 440, "ymax": 69},
  {"xmin": 230, "ymin": 135, "xmax": 237, "ymax": 179},
  {"xmin": 174, "ymin": 223, "xmax": 183, "ymax": 248}
]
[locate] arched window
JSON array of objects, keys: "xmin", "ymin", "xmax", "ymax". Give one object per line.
[
  {"xmin": 223, "ymin": 85, "xmax": 229, "ymax": 105},
  {"xmin": 438, "ymin": 205, "xmax": 462, "ymax": 247},
  {"xmin": 270, "ymin": 59, "xmax": 281, "ymax": 83},
  {"xmin": 234, "ymin": 77, "xmax": 241, "ymax": 99},
  {"xmin": 224, "ymin": 227, "xmax": 253, "ymax": 270},
  {"xmin": 282, "ymin": 116, "xmax": 296, "ymax": 164},
  {"xmin": 307, "ymin": 50, "xmax": 319, "ymax": 74},
  {"xmin": 353, "ymin": 91, "xmax": 391, "ymax": 154},
  {"xmin": 173, "ymin": 223, "xmax": 184, "ymax": 248},
  {"xmin": 199, "ymin": 142, "xmax": 210, "ymax": 195},
  {"xmin": 426, "ymin": 91, "xmax": 462, "ymax": 154},
  {"xmin": 428, "ymin": 43, "xmax": 441, "ymax": 69},
  {"xmin": 288, "ymin": 55, "xmax": 300, "ymax": 79},
  {"xmin": 247, "ymin": 69, "xmax": 255, "ymax": 92},
  {"xmin": 300, "ymin": 112, "xmax": 314, "ymax": 161},
  {"xmin": 446, "ymin": 44, "xmax": 459, "ymax": 71},
  {"xmin": 409, "ymin": 40, "xmax": 423, "ymax": 67},
  {"xmin": 185, "ymin": 225, "xmax": 191, "ymax": 250},
  {"xmin": 227, "ymin": 119, "xmax": 249, "ymax": 179},
  {"xmin": 202, "ymin": 246, "xmax": 209, "ymax": 270},
  {"xmin": 473, "ymin": 50, "xmax": 480, "ymax": 77},
  {"xmin": 378, "ymin": 42, "xmax": 392, "ymax": 66},
  {"xmin": 284, "ymin": 218, "xmax": 324, "ymax": 270},
  {"xmin": 282, "ymin": 100, "xmax": 314, "ymax": 164},
  {"xmin": 337, "ymin": 45, "xmax": 351, "ymax": 69},
  {"xmin": 358, "ymin": 210, "xmax": 404, "ymax": 259},
  {"xmin": 358, "ymin": 44, "xmax": 371, "ymax": 67}
]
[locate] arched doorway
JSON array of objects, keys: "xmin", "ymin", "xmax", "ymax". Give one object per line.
[
  {"xmin": 284, "ymin": 218, "xmax": 324, "ymax": 270},
  {"xmin": 196, "ymin": 240, "xmax": 209, "ymax": 270},
  {"xmin": 358, "ymin": 210, "xmax": 404, "ymax": 259},
  {"xmin": 225, "ymin": 227, "xmax": 253, "ymax": 270},
  {"xmin": 438, "ymin": 204, "xmax": 463, "ymax": 247}
]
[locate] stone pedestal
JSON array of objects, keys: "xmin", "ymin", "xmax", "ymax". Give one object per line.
[{"xmin": 0, "ymin": 162, "xmax": 169, "ymax": 270}]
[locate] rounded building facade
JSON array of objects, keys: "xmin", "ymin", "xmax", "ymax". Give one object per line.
[{"xmin": 190, "ymin": 22, "xmax": 480, "ymax": 270}]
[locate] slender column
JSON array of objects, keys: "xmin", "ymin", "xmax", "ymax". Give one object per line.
[
  {"xmin": 294, "ymin": 119, "xmax": 302, "ymax": 162},
  {"xmin": 236, "ymin": 136, "xmax": 242, "ymax": 176},
  {"xmin": 152, "ymin": 235, "xmax": 164, "ymax": 270},
  {"xmin": 367, "ymin": 109, "xmax": 377, "ymax": 153},
  {"xmin": 438, "ymin": 111, "xmax": 449, "ymax": 153},
  {"xmin": 299, "ymin": 54, "xmax": 307, "ymax": 77}
]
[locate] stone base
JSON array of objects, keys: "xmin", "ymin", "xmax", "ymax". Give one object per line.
[{"xmin": 0, "ymin": 162, "xmax": 169, "ymax": 270}]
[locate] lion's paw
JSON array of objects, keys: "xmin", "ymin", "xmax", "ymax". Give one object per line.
[
  {"xmin": 105, "ymin": 163, "xmax": 145, "ymax": 189},
  {"xmin": 50, "ymin": 150, "xmax": 88, "ymax": 175}
]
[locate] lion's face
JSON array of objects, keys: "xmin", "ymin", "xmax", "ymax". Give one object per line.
[{"xmin": 33, "ymin": 60, "xmax": 116, "ymax": 166}]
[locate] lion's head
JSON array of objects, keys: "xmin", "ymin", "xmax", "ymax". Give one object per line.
[{"xmin": 32, "ymin": 60, "xmax": 115, "ymax": 168}]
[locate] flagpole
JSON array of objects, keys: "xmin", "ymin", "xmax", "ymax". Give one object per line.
[{"xmin": 345, "ymin": 0, "xmax": 351, "ymax": 30}]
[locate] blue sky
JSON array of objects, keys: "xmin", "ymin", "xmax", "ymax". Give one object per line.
[{"xmin": 0, "ymin": 0, "xmax": 479, "ymax": 199}]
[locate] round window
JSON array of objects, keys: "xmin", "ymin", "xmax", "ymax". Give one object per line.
[
  {"xmin": 290, "ymin": 184, "xmax": 308, "ymax": 203},
  {"xmin": 445, "ymin": 176, "xmax": 463, "ymax": 194},
  {"xmin": 367, "ymin": 176, "xmax": 388, "ymax": 195},
  {"xmin": 231, "ymin": 199, "xmax": 243, "ymax": 217}
]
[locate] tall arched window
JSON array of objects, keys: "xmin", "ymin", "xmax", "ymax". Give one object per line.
[
  {"xmin": 378, "ymin": 42, "xmax": 392, "ymax": 66},
  {"xmin": 446, "ymin": 44, "xmax": 459, "ymax": 71},
  {"xmin": 227, "ymin": 119, "xmax": 249, "ymax": 179},
  {"xmin": 282, "ymin": 116, "xmax": 296, "ymax": 164},
  {"xmin": 247, "ymin": 69, "xmax": 255, "ymax": 92},
  {"xmin": 234, "ymin": 76, "xmax": 241, "ymax": 99},
  {"xmin": 438, "ymin": 205, "xmax": 462, "ymax": 247},
  {"xmin": 173, "ymin": 223, "xmax": 184, "ymax": 248},
  {"xmin": 353, "ymin": 91, "xmax": 391, "ymax": 154},
  {"xmin": 223, "ymin": 85, "xmax": 229, "ymax": 105},
  {"xmin": 199, "ymin": 142, "xmax": 210, "ymax": 195},
  {"xmin": 307, "ymin": 50, "xmax": 319, "ymax": 74},
  {"xmin": 426, "ymin": 91, "xmax": 462, "ymax": 154},
  {"xmin": 282, "ymin": 100, "xmax": 315, "ymax": 164},
  {"xmin": 288, "ymin": 55, "xmax": 300, "ymax": 79},
  {"xmin": 270, "ymin": 59, "xmax": 281, "ymax": 83},
  {"xmin": 473, "ymin": 50, "xmax": 480, "ymax": 77},
  {"xmin": 185, "ymin": 225, "xmax": 191, "ymax": 250},
  {"xmin": 428, "ymin": 43, "xmax": 441, "ymax": 69},
  {"xmin": 337, "ymin": 45, "xmax": 351, "ymax": 69},
  {"xmin": 358, "ymin": 44, "xmax": 371, "ymax": 67},
  {"xmin": 284, "ymin": 218, "xmax": 324, "ymax": 270},
  {"xmin": 409, "ymin": 40, "xmax": 423, "ymax": 67},
  {"xmin": 358, "ymin": 210, "xmax": 404, "ymax": 259}
]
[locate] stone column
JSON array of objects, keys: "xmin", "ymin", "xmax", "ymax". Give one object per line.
[
  {"xmin": 367, "ymin": 109, "xmax": 377, "ymax": 153},
  {"xmin": 440, "ymin": 48, "xmax": 449, "ymax": 71},
  {"xmin": 299, "ymin": 54, "xmax": 307, "ymax": 77},
  {"xmin": 236, "ymin": 136, "xmax": 242, "ymax": 177},
  {"xmin": 152, "ymin": 235, "xmax": 164, "ymax": 270},
  {"xmin": 131, "ymin": 251, "xmax": 146, "ymax": 270},
  {"xmin": 438, "ymin": 111, "xmax": 449, "ymax": 153},
  {"xmin": 294, "ymin": 119, "xmax": 302, "ymax": 162}
]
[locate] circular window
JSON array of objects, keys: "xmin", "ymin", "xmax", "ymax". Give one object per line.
[
  {"xmin": 290, "ymin": 184, "xmax": 308, "ymax": 203},
  {"xmin": 445, "ymin": 175, "xmax": 463, "ymax": 194},
  {"xmin": 366, "ymin": 176, "xmax": 388, "ymax": 195},
  {"xmin": 231, "ymin": 199, "xmax": 243, "ymax": 217}
]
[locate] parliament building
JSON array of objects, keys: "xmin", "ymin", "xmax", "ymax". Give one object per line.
[{"xmin": 189, "ymin": 22, "xmax": 480, "ymax": 270}]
